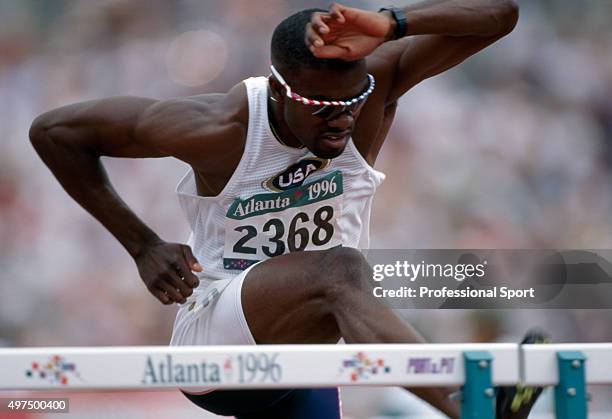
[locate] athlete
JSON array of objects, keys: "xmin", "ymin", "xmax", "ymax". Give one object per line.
[{"xmin": 30, "ymin": 1, "xmax": 537, "ymax": 418}]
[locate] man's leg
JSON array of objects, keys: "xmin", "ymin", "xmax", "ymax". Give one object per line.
[
  {"xmin": 182, "ymin": 389, "xmax": 293, "ymax": 416},
  {"xmin": 184, "ymin": 388, "xmax": 341, "ymax": 418},
  {"xmin": 242, "ymin": 388, "xmax": 341, "ymax": 419},
  {"xmin": 241, "ymin": 246, "xmax": 460, "ymax": 418}
]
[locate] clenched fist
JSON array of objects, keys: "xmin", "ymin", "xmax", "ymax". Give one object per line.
[
  {"xmin": 305, "ymin": 3, "xmax": 393, "ymax": 61},
  {"xmin": 134, "ymin": 242, "xmax": 202, "ymax": 305}
]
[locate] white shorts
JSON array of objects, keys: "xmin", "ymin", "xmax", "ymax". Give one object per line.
[
  {"xmin": 170, "ymin": 264, "xmax": 258, "ymax": 348},
  {"xmin": 169, "ymin": 264, "xmax": 259, "ymax": 395}
]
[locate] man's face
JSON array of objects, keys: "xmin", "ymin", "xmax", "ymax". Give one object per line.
[{"xmin": 277, "ymin": 63, "xmax": 370, "ymax": 159}]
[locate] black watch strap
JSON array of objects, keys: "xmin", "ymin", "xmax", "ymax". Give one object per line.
[{"xmin": 378, "ymin": 7, "xmax": 407, "ymax": 40}]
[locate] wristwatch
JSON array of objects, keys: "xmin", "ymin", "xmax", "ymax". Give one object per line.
[{"xmin": 378, "ymin": 7, "xmax": 407, "ymax": 40}]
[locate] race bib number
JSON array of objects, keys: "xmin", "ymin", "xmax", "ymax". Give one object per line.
[{"xmin": 223, "ymin": 171, "xmax": 343, "ymax": 270}]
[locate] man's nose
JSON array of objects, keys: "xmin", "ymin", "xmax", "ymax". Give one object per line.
[{"xmin": 327, "ymin": 111, "xmax": 354, "ymax": 131}]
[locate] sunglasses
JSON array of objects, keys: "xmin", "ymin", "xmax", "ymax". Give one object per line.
[{"xmin": 270, "ymin": 65, "xmax": 375, "ymax": 120}]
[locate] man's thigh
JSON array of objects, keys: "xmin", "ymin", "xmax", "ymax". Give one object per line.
[{"xmin": 241, "ymin": 247, "xmax": 368, "ymax": 344}]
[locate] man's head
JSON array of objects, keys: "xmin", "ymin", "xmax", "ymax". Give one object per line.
[{"xmin": 269, "ymin": 9, "xmax": 371, "ymax": 159}]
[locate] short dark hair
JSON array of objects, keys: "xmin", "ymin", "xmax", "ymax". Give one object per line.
[{"xmin": 271, "ymin": 8, "xmax": 361, "ymax": 80}]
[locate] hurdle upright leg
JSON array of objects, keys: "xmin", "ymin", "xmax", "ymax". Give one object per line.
[
  {"xmin": 555, "ymin": 351, "xmax": 587, "ymax": 419},
  {"xmin": 461, "ymin": 351, "xmax": 495, "ymax": 419}
]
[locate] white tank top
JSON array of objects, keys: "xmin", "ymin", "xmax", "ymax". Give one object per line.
[{"xmin": 176, "ymin": 76, "xmax": 385, "ymax": 291}]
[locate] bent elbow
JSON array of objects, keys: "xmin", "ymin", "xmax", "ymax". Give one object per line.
[
  {"xmin": 29, "ymin": 112, "xmax": 69, "ymax": 155},
  {"xmin": 29, "ymin": 114, "xmax": 52, "ymax": 150},
  {"xmin": 499, "ymin": 0, "xmax": 519, "ymax": 35}
]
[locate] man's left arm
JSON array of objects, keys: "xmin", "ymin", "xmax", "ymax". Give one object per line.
[{"xmin": 307, "ymin": 0, "xmax": 519, "ymax": 104}]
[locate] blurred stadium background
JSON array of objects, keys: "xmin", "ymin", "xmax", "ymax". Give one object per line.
[{"xmin": 0, "ymin": 0, "xmax": 611, "ymax": 417}]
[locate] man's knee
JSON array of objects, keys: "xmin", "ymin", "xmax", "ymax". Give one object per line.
[{"xmin": 318, "ymin": 247, "xmax": 372, "ymax": 300}]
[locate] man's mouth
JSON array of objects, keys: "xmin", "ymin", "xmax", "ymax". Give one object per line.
[
  {"xmin": 321, "ymin": 130, "xmax": 350, "ymax": 141},
  {"xmin": 320, "ymin": 133, "xmax": 350, "ymax": 150}
]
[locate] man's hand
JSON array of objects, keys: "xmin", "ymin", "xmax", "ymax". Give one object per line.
[
  {"xmin": 305, "ymin": 3, "xmax": 393, "ymax": 61},
  {"xmin": 134, "ymin": 242, "xmax": 202, "ymax": 305}
]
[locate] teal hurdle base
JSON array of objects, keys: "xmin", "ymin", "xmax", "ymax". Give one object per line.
[
  {"xmin": 461, "ymin": 351, "xmax": 495, "ymax": 419},
  {"xmin": 555, "ymin": 351, "xmax": 587, "ymax": 419}
]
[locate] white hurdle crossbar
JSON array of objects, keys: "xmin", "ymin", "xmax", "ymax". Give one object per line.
[
  {"xmin": 0, "ymin": 343, "xmax": 610, "ymax": 419},
  {"xmin": 0, "ymin": 344, "xmax": 518, "ymax": 390}
]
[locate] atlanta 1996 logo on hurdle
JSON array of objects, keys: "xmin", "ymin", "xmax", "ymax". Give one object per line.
[
  {"xmin": 338, "ymin": 352, "xmax": 392, "ymax": 382},
  {"xmin": 24, "ymin": 355, "xmax": 83, "ymax": 385}
]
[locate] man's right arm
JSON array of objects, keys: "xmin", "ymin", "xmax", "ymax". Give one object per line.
[
  {"xmin": 30, "ymin": 96, "xmax": 165, "ymax": 254},
  {"xmin": 29, "ymin": 95, "xmax": 239, "ymax": 304}
]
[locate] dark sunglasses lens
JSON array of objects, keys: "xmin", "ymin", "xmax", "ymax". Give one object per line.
[
  {"xmin": 313, "ymin": 105, "xmax": 350, "ymax": 120},
  {"xmin": 312, "ymin": 105, "xmax": 335, "ymax": 118},
  {"xmin": 311, "ymin": 100, "xmax": 365, "ymax": 119},
  {"xmin": 352, "ymin": 99, "xmax": 368, "ymax": 113}
]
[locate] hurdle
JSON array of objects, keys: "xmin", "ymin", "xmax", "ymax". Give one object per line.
[
  {"xmin": 522, "ymin": 343, "xmax": 612, "ymax": 419},
  {"xmin": 0, "ymin": 343, "xmax": 610, "ymax": 418}
]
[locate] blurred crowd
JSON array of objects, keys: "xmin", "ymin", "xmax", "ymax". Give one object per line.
[{"xmin": 0, "ymin": 0, "xmax": 611, "ymax": 416}]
